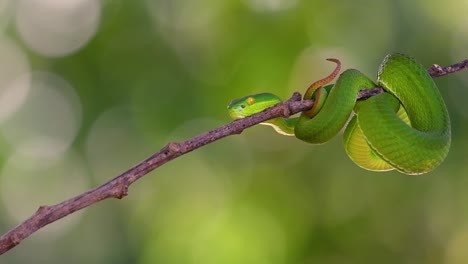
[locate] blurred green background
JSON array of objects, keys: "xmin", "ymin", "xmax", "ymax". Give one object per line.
[{"xmin": 1, "ymin": 0, "xmax": 468, "ymax": 263}]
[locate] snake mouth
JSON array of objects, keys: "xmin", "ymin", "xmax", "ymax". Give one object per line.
[{"xmin": 228, "ymin": 108, "xmax": 246, "ymax": 120}]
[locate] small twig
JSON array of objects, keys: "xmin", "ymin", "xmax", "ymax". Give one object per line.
[
  {"xmin": 0, "ymin": 58, "xmax": 466, "ymax": 255},
  {"xmin": 428, "ymin": 59, "xmax": 468, "ymax": 77}
]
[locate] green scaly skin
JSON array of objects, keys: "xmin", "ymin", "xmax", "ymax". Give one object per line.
[{"xmin": 227, "ymin": 53, "xmax": 451, "ymax": 175}]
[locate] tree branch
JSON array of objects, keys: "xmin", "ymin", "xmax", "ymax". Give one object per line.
[
  {"xmin": 0, "ymin": 58, "xmax": 466, "ymax": 255},
  {"xmin": 428, "ymin": 59, "xmax": 468, "ymax": 77}
]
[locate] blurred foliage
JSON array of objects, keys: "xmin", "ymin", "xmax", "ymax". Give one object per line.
[{"xmin": 1, "ymin": 0, "xmax": 468, "ymax": 263}]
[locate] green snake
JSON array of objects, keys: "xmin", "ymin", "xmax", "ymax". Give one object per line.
[{"xmin": 227, "ymin": 53, "xmax": 451, "ymax": 175}]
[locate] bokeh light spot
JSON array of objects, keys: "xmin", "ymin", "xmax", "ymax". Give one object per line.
[
  {"xmin": 0, "ymin": 71, "xmax": 82, "ymax": 158},
  {"xmin": 85, "ymin": 107, "xmax": 153, "ymax": 180},
  {"xmin": 0, "ymin": 0, "xmax": 13, "ymax": 31},
  {"xmin": 0, "ymin": 150, "xmax": 89, "ymax": 238},
  {"xmin": 242, "ymin": 0, "xmax": 298, "ymax": 12},
  {"xmin": 0, "ymin": 37, "xmax": 31, "ymax": 123},
  {"xmin": 15, "ymin": 0, "xmax": 101, "ymax": 57}
]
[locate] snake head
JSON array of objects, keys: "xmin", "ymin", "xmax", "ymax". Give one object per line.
[{"xmin": 227, "ymin": 93, "xmax": 282, "ymax": 120}]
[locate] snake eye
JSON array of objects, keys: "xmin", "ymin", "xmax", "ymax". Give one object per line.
[{"xmin": 247, "ymin": 97, "xmax": 255, "ymax": 105}]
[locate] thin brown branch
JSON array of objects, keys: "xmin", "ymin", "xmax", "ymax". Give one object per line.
[
  {"xmin": 428, "ymin": 59, "xmax": 468, "ymax": 77},
  {"xmin": 0, "ymin": 58, "xmax": 466, "ymax": 255}
]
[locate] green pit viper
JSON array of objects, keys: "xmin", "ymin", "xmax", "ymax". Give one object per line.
[{"xmin": 227, "ymin": 53, "xmax": 451, "ymax": 175}]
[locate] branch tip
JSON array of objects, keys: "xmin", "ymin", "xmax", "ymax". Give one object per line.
[{"xmin": 432, "ymin": 64, "xmax": 443, "ymax": 72}]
